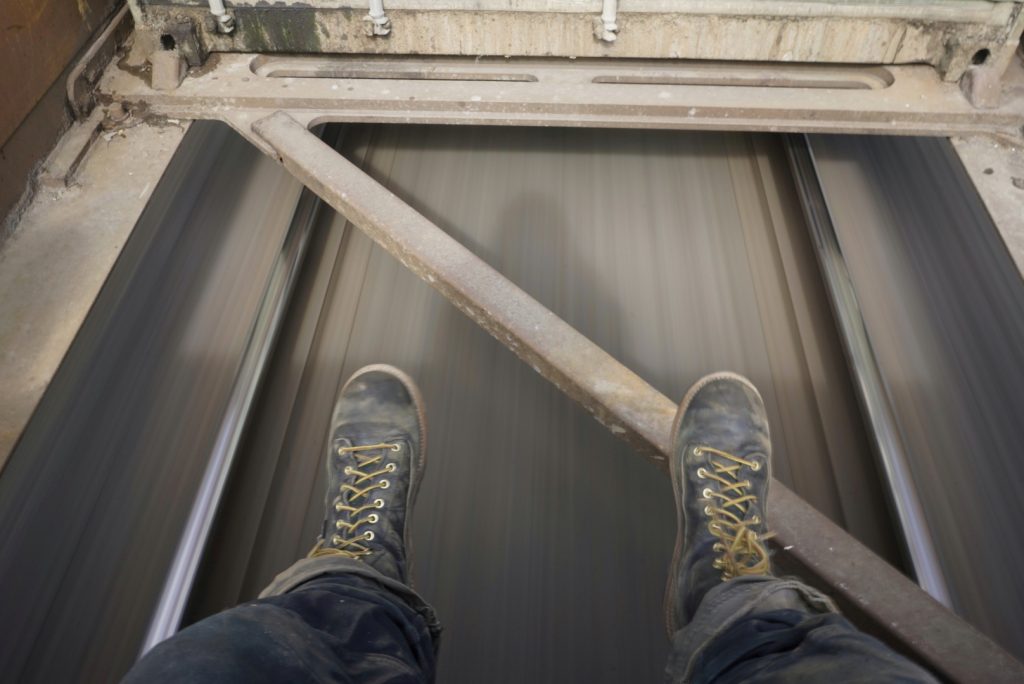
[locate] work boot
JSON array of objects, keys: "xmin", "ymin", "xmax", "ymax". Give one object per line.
[
  {"xmin": 309, "ymin": 364, "xmax": 427, "ymax": 586},
  {"xmin": 665, "ymin": 371, "xmax": 774, "ymax": 635}
]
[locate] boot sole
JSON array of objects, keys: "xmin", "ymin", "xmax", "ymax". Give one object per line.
[
  {"xmin": 663, "ymin": 371, "xmax": 765, "ymax": 638},
  {"xmin": 340, "ymin": 363, "xmax": 428, "ymax": 587}
]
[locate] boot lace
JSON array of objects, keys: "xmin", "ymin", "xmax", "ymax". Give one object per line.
[
  {"xmin": 310, "ymin": 442, "xmax": 400, "ymax": 559},
  {"xmin": 695, "ymin": 445, "xmax": 774, "ymax": 580}
]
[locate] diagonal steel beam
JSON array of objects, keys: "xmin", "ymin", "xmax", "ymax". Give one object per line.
[{"xmin": 250, "ymin": 110, "xmax": 1024, "ymax": 683}]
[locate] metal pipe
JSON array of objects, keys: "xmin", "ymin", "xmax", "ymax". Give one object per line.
[
  {"xmin": 139, "ymin": 170, "xmax": 325, "ymax": 654},
  {"xmin": 597, "ymin": 0, "xmax": 618, "ymax": 42},
  {"xmin": 784, "ymin": 134, "xmax": 951, "ymax": 606},
  {"xmin": 366, "ymin": 0, "xmax": 391, "ymax": 36}
]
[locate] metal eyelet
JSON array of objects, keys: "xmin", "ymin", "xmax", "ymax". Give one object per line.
[
  {"xmin": 334, "ymin": 502, "xmax": 344, "ymax": 512},
  {"xmin": 364, "ymin": 531, "xmax": 375, "ymax": 541},
  {"xmin": 335, "ymin": 520, "xmax": 345, "ymax": 529},
  {"xmin": 343, "ymin": 466, "xmax": 354, "ymax": 475},
  {"xmin": 331, "ymin": 534, "xmax": 342, "ymax": 545},
  {"xmin": 374, "ymin": 498, "xmax": 385, "ymax": 508},
  {"xmin": 385, "ymin": 463, "xmax": 397, "ymax": 472},
  {"xmin": 750, "ymin": 460, "xmax": 761, "ymax": 471},
  {"xmin": 750, "ymin": 515, "xmax": 761, "ymax": 524},
  {"xmin": 367, "ymin": 513, "xmax": 379, "ymax": 524},
  {"xmin": 337, "ymin": 447, "xmax": 345, "ymax": 455},
  {"xmin": 702, "ymin": 488, "xmax": 713, "ymax": 498},
  {"xmin": 697, "ymin": 467, "xmax": 708, "ymax": 479},
  {"xmin": 694, "ymin": 446, "xmax": 703, "ymax": 456},
  {"xmin": 713, "ymin": 543, "xmax": 725, "ymax": 552},
  {"xmin": 390, "ymin": 444, "xmax": 401, "ymax": 452},
  {"xmin": 379, "ymin": 480, "xmax": 390, "ymax": 489},
  {"xmin": 703, "ymin": 505, "xmax": 714, "ymax": 516}
]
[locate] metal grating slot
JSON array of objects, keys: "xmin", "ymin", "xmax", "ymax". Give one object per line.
[
  {"xmin": 251, "ymin": 56, "xmax": 539, "ymax": 82},
  {"xmin": 593, "ymin": 64, "xmax": 894, "ymax": 90}
]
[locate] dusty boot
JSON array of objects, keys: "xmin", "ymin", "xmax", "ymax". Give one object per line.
[
  {"xmin": 309, "ymin": 364, "xmax": 427, "ymax": 585},
  {"xmin": 665, "ymin": 372, "xmax": 774, "ymax": 635}
]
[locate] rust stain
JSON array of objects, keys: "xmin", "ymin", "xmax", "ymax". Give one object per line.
[{"xmin": 0, "ymin": 0, "xmax": 119, "ymax": 147}]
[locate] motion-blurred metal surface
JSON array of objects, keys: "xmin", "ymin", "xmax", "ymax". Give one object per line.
[
  {"xmin": 190, "ymin": 124, "xmax": 898, "ymax": 682},
  {"xmin": 810, "ymin": 133, "xmax": 1024, "ymax": 662},
  {"xmin": 141, "ymin": 141, "xmax": 330, "ymax": 653},
  {"xmin": 0, "ymin": 122, "xmax": 304, "ymax": 682},
  {"xmin": 787, "ymin": 135, "xmax": 949, "ymax": 604},
  {"xmin": 3, "ymin": 121, "xmax": 1020, "ymax": 682}
]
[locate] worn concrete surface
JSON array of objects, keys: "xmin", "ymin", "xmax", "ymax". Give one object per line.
[
  {"xmin": 952, "ymin": 134, "xmax": 1024, "ymax": 277},
  {"xmin": 0, "ymin": 120, "xmax": 187, "ymax": 470}
]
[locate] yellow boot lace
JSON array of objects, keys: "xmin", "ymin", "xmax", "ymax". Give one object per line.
[
  {"xmin": 695, "ymin": 445, "xmax": 774, "ymax": 580},
  {"xmin": 310, "ymin": 442, "xmax": 400, "ymax": 559}
]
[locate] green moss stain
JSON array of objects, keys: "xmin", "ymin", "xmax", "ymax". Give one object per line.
[{"xmin": 236, "ymin": 8, "xmax": 321, "ymax": 52}]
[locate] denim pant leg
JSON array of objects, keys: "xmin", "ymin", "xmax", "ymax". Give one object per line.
[
  {"xmin": 124, "ymin": 556, "xmax": 441, "ymax": 684},
  {"xmin": 666, "ymin": 576, "xmax": 938, "ymax": 684}
]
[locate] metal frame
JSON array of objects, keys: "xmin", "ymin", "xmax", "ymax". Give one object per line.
[{"xmin": 100, "ymin": 53, "xmax": 1024, "ymax": 138}]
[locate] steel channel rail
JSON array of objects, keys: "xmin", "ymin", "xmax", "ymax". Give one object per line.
[
  {"xmin": 244, "ymin": 111, "xmax": 1024, "ymax": 682},
  {"xmin": 784, "ymin": 134, "xmax": 951, "ymax": 606},
  {"xmin": 140, "ymin": 169, "xmax": 327, "ymax": 653}
]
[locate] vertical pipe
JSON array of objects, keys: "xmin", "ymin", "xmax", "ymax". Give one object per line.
[
  {"xmin": 598, "ymin": 0, "xmax": 618, "ymax": 42},
  {"xmin": 368, "ymin": 0, "xmax": 386, "ymax": 22},
  {"xmin": 784, "ymin": 134, "xmax": 951, "ymax": 606}
]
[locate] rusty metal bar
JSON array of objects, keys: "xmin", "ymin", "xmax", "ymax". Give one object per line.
[{"xmin": 250, "ymin": 110, "xmax": 1024, "ymax": 683}]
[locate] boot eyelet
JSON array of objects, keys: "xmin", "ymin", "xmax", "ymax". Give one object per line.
[
  {"xmin": 390, "ymin": 444, "xmax": 401, "ymax": 452},
  {"xmin": 364, "ymin": 531, "xmax": 375, "ymax": 541},
  {"xmin": 334, "ymin": 502, "xmax": 344, "ymax": 512},
  {"xmin": 374, "ymin": 498, "xmax": 385, "ymax": 508},
  {"xmin": 367, "ymin": 513, "xmax": 379, "ymax": 524},
  {"xmin": 697, "ymin": 467, "xmax": 708, "ymax": 479},
  {"xmin": 379, "ymin": 480, "xmax": 390, "ymax": 489},
  {"xmin": 703, "ymin": 505, "xmax": 714, "ymax": 516},
  {"xmin": 335, "ymin": 520, "xmax": 345, "ymax": 529},
  {"xmin": 694, "ymin": 446, "xmax": 703, "ymax": 456},
  {"xmin": 750, "ymin": 461, "xmax": 761, "ymax": 471},
  {"xmin": 702, "ymin": 488, "xmax": 713, "ymax": 499},
  {"xmin": 713, "ymin": 543, "xmax": 725, "ymax": 552},
  {"xmin": 343, "ymin": 466, "xmax": 354, "ymax": 475},
  {"xmin": 331, "ymin": 534, "xmax": 343, "ymax": 545},
  {"xmin": 385, "ymin": 463, "xmax": 397, "ymax": 472},
  {"xmin": 750, "ymin": 515, "xmax": 760, "ymax": 524}
]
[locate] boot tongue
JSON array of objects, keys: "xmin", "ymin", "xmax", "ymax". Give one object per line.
[{"xmin": 336, "ymin": 422, "xmax": 409, "ymax": 447}]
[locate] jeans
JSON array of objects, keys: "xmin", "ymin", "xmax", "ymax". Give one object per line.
[{"xmin": 125, "ymin": 557, "xmax": 937, "ymax": 683}]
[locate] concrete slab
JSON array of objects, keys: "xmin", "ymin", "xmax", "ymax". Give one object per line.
[{"xmin": 952, "ymin": 134, "xmax": 1024, "ymax": 277}]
